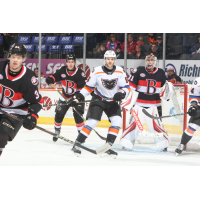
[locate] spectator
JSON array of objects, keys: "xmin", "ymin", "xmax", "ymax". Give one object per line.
[
  {"xmin": 166, "ymin": 65, "xmax": 182, "ymax": 84},
  {"xmin": 148, "ymin": 33, "xmax": 157, "ymax": 45},
  {"xmin": 106, "ymin": 34, "xmax": 121, "ymax": 52},
  {"xmin": 155, "ymin": 35, "xmax": 163, "ymax": 53},
  {"xmin": 118, "ymin": 33, "xmax": 125, "ymax": 44},
  {"xmin": 132, "ymin": 45, "xmax": 145, "ymax": 59},
  {"xmin": 34, "ymin": 68, "xmax": 46, "ymax": 84},
  {"xmin": 148, "ymin": 44, "xmax": 162, "ymax": 59},
  {"xmin": 121, "ymin": 34, "xmax": 137, "ymax": 58},
  {"xmin": 190, "ymin": 34, "xmax": 200, "ymax": 59},
  {"xmin": 115, "ymin": 46, "xmax": 124, "ymax": 59},
  {"xmin": 136, "ymin": 36, "xmax": 144, "ymax": 45},
  {"xmin": 94, "ymin": 44, "xmax": 107, "ymax": 58}
]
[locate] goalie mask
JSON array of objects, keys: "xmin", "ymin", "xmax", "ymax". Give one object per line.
[
  {"xmin": 104, "ymin": 50, "xmax": 116, "ymax": 65},
  {"xmin": 8, "ymin": 43, "xmax": 27, "ymax": 62},
  {"xmin": 145, "ymin": 54, "xmax": 157, "ymax": 71}
]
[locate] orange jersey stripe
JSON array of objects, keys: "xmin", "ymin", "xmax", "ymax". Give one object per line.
[
  {"xmin": 109, "ymin": 128, "xmax": 119, "ymax": 134},
  {"xmin": 114, "ymin": 71, "xmax": 123, "ymax": 74},
  {"xmin": 84, "ymin": 86, "xmax": 94, "ymax": 93},
  {"xmin": 186, "ymin": 127, "xmax": 195, "ymax": 134},
  {"xmin": 81, "ymin": 127, "xmax": 91, "ymax": 135},
  {"xmin": 189, "ymin": 98, "xmax": 200, "ymax": 102},
  {"xmin": 95, "ymin": 72, "xmax": 105, "ymax": 75}
]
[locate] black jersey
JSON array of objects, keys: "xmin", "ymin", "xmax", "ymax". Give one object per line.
[
  {"xmin": 167, "ymin": 74, "xmax": 182, "ymax": 84},
  {"xmin": 49, "ymin": 66, "xmax": 87, "ymax": 100},
  {"xmin": 129, "ymin": 66, "xmax": 166, "ymax": 107},
  {"xmin": 0, "ymin": 60, "xmax": 43, "ymax": 115}
]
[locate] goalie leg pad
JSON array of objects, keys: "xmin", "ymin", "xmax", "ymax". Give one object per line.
[
  {"xmin": 120, "ymin": 106, "xmax": 145, "ymax": 149},
  {"xmin": 144, "ymin": 106, "xmax": 170, "ymax": 149}
]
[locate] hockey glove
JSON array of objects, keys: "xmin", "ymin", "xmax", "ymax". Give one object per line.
[
  {"xmin": 46, "ymin": 76, "xmax": 55, "ymax": 85},
  {"xmin": 70, "ymin": 92, "xmax": 85, "ymax": 107},
  {"xmin": 23, "ymin": 113, "xmax": 38, "ymax": 130},
  {"xmin": 113, "ymin": 92, "xmax": 125, "ymax": 102},
  {"xmin": 188, "ymin": 105, "xmax": 197, "ymax": 116}
]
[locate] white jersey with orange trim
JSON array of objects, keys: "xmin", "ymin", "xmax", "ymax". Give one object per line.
[
  {"xmin": 189, "ymin": 77, "xmax": 200, "ymax": 105},
  {"xmin": 80, "ymin": 65, "xmax": 130, "ymax": 100}
]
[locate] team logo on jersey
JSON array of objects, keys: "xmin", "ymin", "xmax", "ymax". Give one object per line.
[
  {"xmin": 140, "ymin": 73, "xmax": 146, "ymax": 77},
  {"xmin": 132, "ymin": 68, "xmax": 137, "ymax": 73},
  {"xmin": 194, "ymin": 80, "xmax": 197, "ymax": 85},
  {"xmin": 0, "ymin": 74, "xmax": 3, "ymax": 80},
  {"xmin": 0, "ymin": 84, "xmax": 14, "ymax": 107},
  {"xmin": 101, "ymin": 78, "xmax": 118, "ymax": 90},
  {"xmin": 31, "ymin": 76, "xmax": 38, "ymax": 86},
  {"xmin": 61, "ymin": 74, "xmax": 66, "ymax": 78},
  {"xmin": 81, "ymin": 72, "xmax": 86, "ymax": 77}
]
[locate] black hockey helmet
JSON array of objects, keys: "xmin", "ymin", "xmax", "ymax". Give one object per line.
[
  {"xmin": 8, "ymin": 43, "xmax": 27, "ymax": 61},
  {"xmin": 66, "ymin": 54, "xmax": 76, "ymax": 62}
]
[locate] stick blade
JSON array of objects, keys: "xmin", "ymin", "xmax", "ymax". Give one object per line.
[
  {"xmin": 96, "ymin": 143, "xmax": 111, "ymax": 155},
  {"xmin": 142, "ymin": 109, "xmax": 160, "ymax": 119}
]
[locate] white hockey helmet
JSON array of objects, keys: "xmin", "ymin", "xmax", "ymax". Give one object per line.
[
  {"xmin": 104, "ymin": 50, "xmax": 116, "ymax": 63},
  {"xmin": 145, "ymin": 53, "xmax": 157, "ymax": 70},
  {"xmin": 167, "ymin": 65, "xmax": 175, "ymax": 72}
]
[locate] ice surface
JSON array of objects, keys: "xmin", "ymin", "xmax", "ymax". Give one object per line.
[{"xmin": 1, "ymin": 125, "xmax": 200, "ymax": 166}]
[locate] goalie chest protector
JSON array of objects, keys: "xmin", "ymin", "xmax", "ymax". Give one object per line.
[{"xmin": 129, "ymin": 66, "xmax": 166, "ymax": 107}]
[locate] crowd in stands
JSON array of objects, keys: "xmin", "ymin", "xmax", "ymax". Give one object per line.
[
  {"xmin": 87, "ymin": 33, "xmax": 200, "ymax": 60},
  {"xmin": 0, "ymin": 33, "xmax": 200, "ymax": 60}
]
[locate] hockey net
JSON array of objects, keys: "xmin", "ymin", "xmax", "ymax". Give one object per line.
[{"xmin": 122, "ymin": 84, "xmax": 200, "ymax": 151}]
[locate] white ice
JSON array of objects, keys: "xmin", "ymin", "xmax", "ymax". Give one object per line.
[{"xmin": 0, "ymin": 125, "xmax": 200, "ymax": 166}]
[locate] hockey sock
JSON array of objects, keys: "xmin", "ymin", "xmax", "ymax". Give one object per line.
[
  {"xmin": 76, "ymin": 131, "xmax": 87, "ymax": 144},
  {"xmin": 76, "ymin": 122, "xmax": 84, "ymax": 132},
  {"xmin": 54, "ymin": 121, "xmax": 62, "ymax": 129},
  {"xmin": 181, "ymin": 132, "xmax": 193, "ymax": 145},
  {"xmin": 106, "ymin": 134, "xmax": 117, "ymax": 146}
]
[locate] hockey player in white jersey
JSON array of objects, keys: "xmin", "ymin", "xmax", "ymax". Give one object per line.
[
  {"xmin": 175, "ymin": 77, "xmax": 200, "ymax": 155},
  {"xmin": 71, "ymin": 50, "xmax": 130, "ymax": 156},
  {"xmin": 120, "ymin": 54, "xmax": 174, "ymax": 151}
]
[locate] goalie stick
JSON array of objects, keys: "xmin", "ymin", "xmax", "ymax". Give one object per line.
[
  {"xmin": 142, "ymin": 108, "xmax": 188, "ymax": 119},
  {"xmin": 0, "ymin": 108, "xmax": 110, "ymax": 155},
  {"xmin": 51, "ymin": 84, "xmax": 106, "ymax": 141}
]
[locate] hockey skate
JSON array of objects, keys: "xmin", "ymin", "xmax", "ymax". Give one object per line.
[
  {"xmin": 53, "ymin": 128, "xmax": 60, "ymax": 142},
  {"xmin": 71, "ymin": 142, "xmax": 82, "ymax": 157},
  {"xmin": 105, "ymin": 149, "xmax": 118, "ymax": 158},
  {"xmin": 175, "ymin": 144, "xmax": 185, "ymax": 156},
  {"xmin": 163, "ymin": 148, "xmax": 168, "ymax": 152}
]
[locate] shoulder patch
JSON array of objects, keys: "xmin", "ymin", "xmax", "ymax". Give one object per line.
[
  {"xmin": 31, "ymin": 76, "xmax": 38, "ymax": 86},
  {"xmin": 140, "ymin": 73, "xmax": 146, "ymax": 77},
  {"xmin": 0, "ymin": 74, "xmax": 3, "ymax": 80},
  {"xmin": 61, "ymin": 74, "xmax": 66, "ymax": 78}
]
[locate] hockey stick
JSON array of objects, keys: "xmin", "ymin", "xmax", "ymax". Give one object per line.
[
  {"xmin": 50, "ymin": 84, "xmax": 106, "ymax": 141},
  {"xmin": 43, "ymin": 98, "xmax": 113, "ymax": 108},
  {"xmin": 0, "ymin": 108, "xmax": 110, "ymax": 155},
  {"xmin": 142, "ymin": 108, "xmax": 188, "ymax": 119}
]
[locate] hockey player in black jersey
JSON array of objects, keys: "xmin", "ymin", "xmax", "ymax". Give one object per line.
[
  {"xmin": 46, "ymin": 54, "xmax": 87, "ymax": 142},
  {"xmin": 0, "ymin": 43, "xmax": 43, "ymax": 157},
  {"xmin": 121, "ymin": 54, "xmax": 173, "ymax": 151}
]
